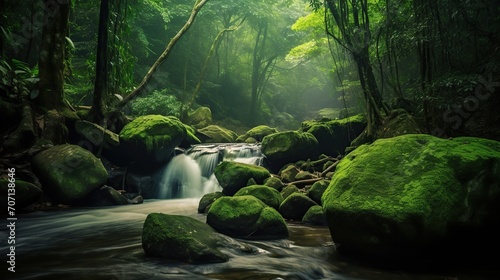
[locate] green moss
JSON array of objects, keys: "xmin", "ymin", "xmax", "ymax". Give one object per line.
[
  {"xmin": 234, "ymin": 185, "xmax": 284, "ymax": 210},
  {"xmin": 261, "ymin": 131, "xmax": 319, "ymax": 165},
  {"xmin": 237, "ymin": 125, "xmax": 278, "ymax": 142},
  {"xmin": 214, "ymin": 161, "xmax": 271, "ymax": 196}
]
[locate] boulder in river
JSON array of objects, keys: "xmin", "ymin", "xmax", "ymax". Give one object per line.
[
  {"xmin": 32, "ymin": 144, "xmax": 108, "ymax": 205},
  {"xmin": 322, "ymin": 134, "xmax": 500, "ymax": 262},
  {"xmin": 234, "ymin": 185, "xmax": 283, "ymax": 210},
  {"xmin": 119, "ymin": 115, "xmax": 186, "ymax": 166},
  {"xmin": 142, "ymin": 213, "xmax": 229, "ymax": 263},
  {"xmin": 214, "ymin": 161, "xmax": 271, "ymax": 196},
  {"xmin": 207, "ymin": 195, "xmax": 289, "ymax": 239},
  {"xmin": 0, "ymin": 179, "xmax": 42, "ymax": 212}
]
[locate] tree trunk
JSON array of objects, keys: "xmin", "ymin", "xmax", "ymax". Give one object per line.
[
  {"xmin": 89, "ymin": 0, "xmax": 109, "ymax": 123},
  {"xmin": 37, "ymin": 0, "xmax": 71, "ymax": 112},
  {"xmin": 113, "ymin": 0, "xmax": 208, "ymax": 112}
]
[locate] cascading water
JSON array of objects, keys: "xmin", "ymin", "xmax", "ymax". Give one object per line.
[{"xmin": 157, "ymin": 143, "xmax": 264, "ymax": 199}]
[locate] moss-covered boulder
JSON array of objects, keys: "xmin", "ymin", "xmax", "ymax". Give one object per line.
[
  {"xmin": 281, "ymin": 184, "xmax": 299, "ymax": 199},
  {"xmin": 186, "ymin": 106, "xmax": 212, "ymax": 129},
  {"xmin": 302, "ymin": 205, "xmax": 327, "ymax": 226},
  {"xmin": 206, "ymin": 195, "xmax": 289, "ymax": 239},
  {"xmin": 197, "ymin": 125, "xmax": 238, "ymax": 143},
  {"xmin": 264, "ymin": 176, "xmax": 285, "ymax": 191},
  {"xmin": 322, "ymin": 134, "xmax": 500, "ymax": 261},
  {"xmin": 301, "ymin": 114, "xmax": 366, "ymax": 157},
  {"xmin": 279, "ymin": 193, "xmax": 318, "ymax": 221},
  {"xmin": 119, "ymin": 115, "xmax": 186, "ymax": 165},
  {"xmin": 214, "ymin": 161, "xmax": 271, "ymax": 196},
  {"xmin": 307, "ymin": 180, "xmax": 330, "ymax": 205},
  {"xmin": 279, "ymin": 164, "xmax": 300, "ymax": 183},
  {"xmin": 142, "ymin": 213, "xmax": 229, "ymax": 263},
  {"xmin": 236, "ymin": 125, "xmax": 278, "ymax": 143},
  {"xmin": 261, "ymin": 131, "xmax": 319, "ymax": 172},
  {"xmin": 198, "ymin": 191, "xmax": 224, "ymax": 213},
  {"xmin": 179, "ymin": 123, "xmax": 202, "ymax": 148},
  {"xmin": 234, "ymin": 185, "xmax": 283, "ymax": 210},
  {"xmin": 0, "ymin": 179, "xmax": 42, "ymax": 212},
  {"xmin": 32, "ymin": 144, "xmax": 108, "ymax": 204}
]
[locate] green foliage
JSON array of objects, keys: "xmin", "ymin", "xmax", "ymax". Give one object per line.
[
  {"xmin": 130, "ymin": 89, "xmax": 182, "ymax": 117},
  {"xmin": 0, "ymin": 57, "xmax": 39, "ymax": 100}
]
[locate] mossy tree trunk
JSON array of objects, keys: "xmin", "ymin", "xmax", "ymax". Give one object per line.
[{"xmin": 37, "ymin": 0, "xmax": 71, "ymax": 112}]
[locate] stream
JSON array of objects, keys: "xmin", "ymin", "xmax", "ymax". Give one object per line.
[{"xmin": 1, "ymin": 199, "xmax": 498, "ymax": 280}]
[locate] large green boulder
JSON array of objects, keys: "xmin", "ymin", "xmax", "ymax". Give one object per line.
[
  {"xmin": 214, "ymin": 161, "xmax": 271, "ymax": 196},
  {"xmin": 142, "ymin": 213, "xmax": 229, "ymax": 263},
  {"xmin": 31, "ymin": 144, "xmax": 108, "ymax": 204},
  {"xmin": 322, "ymin": 134, "xmax": 500, "ymax": 261},
  {"xmin": 206, "ymin": 195, "xmax": 289, "ymax": 239},
  {"xmin": 119, "ymin": 115, "xmax": 186, "ymax": 165},
  {"xmin": 261, "ymin": 131, "xmax": 319, "ymax": 172},
  {"xmin": 234, "ymin": 185, "xmax": 283, "ymax": 210}
]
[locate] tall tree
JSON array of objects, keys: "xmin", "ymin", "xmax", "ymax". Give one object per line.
[
  {"xmin": 37, "ymin": 0, "xmax": 72, "ymax": 113},
  {"xmin": 88, "ymin": 0, "xmax": 110, "ymax": 123},
  {"xmin": 311, "ymin": 0, "xmax": 389, "ymax": 136}
]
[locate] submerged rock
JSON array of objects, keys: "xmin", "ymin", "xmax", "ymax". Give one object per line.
[
  {"xmin": 32, "ymin": 144, "xmax": 108, "ymax": 204},
  {"xmin": 207, "ymin": 195, "xmax": 289, "ymax": 239},
  {"xmin": 214, "ymin": 161, "xmax": 270, "ymax": 196},
  {"xmin": 322, "ymin": 134, "xmax": 500, "ymax": 262},
  {"xmin": 142, "ymin": 213, "xmax": 229, "ymax": 263}
]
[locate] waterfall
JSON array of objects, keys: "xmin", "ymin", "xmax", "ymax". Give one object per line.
[{"xmin": 157, "ymin": 143, "xmax": 263, "ymax": 199}]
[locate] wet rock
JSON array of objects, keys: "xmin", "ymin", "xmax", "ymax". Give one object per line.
[
  {"xmin": 264, "ymin": 176, "xmax": 285, "ymax": 192},
  {"xmin": 214, "ymin": 161, "xmax": 270, "ymax": 196},
  {"xmin": 279, "ymin": 193, "xmax": 318, "ymax": 221},
  {"xmin": 234, "ymin": 185, "xmax": 283, "ymax": 210},
  {"xmin": 119, "ymin": 115, "xmax": 186, "ymax": 166},
  {"xmin": 322, "ymin": 134, "xmax": 500, "ymax": 262},
  {"xmin": 207, "ymin": 195, "xmax": 289, "ymax": 239},
  {"xmin": 280, "ymin": 184, "xmax": 299, "ymax": 199},
  {"xmin": 302, "ymin": 205, "xmax": 327, "ymax": 226},
  {"xmin": 31, "ymin": 144, "xmax": 108, "ymax": 204},
  {"xmin": 142, "ymin": 213, "xmax": 229, "ymax": 263},
  {"xmin": 307, "ymin": 180, "xmax": 329, "ymax": 205},
  {"xmin": 198, "ymin": 191, "xmax": 224, "ymax": 213},
  {"xmin": 261, "ymin": 131, "xmax": 319, "ymax": 172}
]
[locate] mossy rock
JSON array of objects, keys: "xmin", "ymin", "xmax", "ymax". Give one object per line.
[
  {"xmin": 279, "ymin": 164, "xmax": 300, "ymax": 183},
  {"xmin": 301, "ymin": 114, "xmax": 366, "ymax": 157},
  {"xmin": 197, "ymin": 125, "xmax": 238, "ymax": 143},
  {"xmin": 279, "ymin": 193, "xmax": 318, "ymax": 221},
  {"xmin": 0, "ymin": 179, "xmax": 42, "ymax": 212},
  {"xmin": 206, "ymin": 195, "xmax": 289, "ymax": 239},
  {"xmin": 322, "ymin": 134, "xmax": 500, "ymax": 261},
  {"xmin": 261, "ymin": 131, "xmax": 319, "ymax": 172},
  {"xmin": 142, "ymin": 213, "xmax": 228, "ymax": 263},
  {"xmin": 307, "ymin": 180, "xmax": 330, "ymax": 205},
  {"xmin": 302, "ymin": 205, "xmax": 327, "ymax": 226},
  {"xmin": 237, "ymin": 125, "xmax": 278, "ymax": 142},
  {"xmin": 214, "ymin": 161, "xmax": 271, "ymax": 196},
  {"xmin": 198, "ymin": 191, "xmax": 224, "ymax": 213},
  {"xmin": 234, "ymin": 185, "xmax": 283, "ymax": 210},
  {"xmin": 264, "ymin": 176, "xmax": 285, "ymax": 191},
  {"xmin": 31, "ymin": 144, "xmax": 108, "ymax": 204},
  {"xmin": 119, "ymin": 115, "xmax": 186, "ymax": 165},
  {"xmin": 281, "ymin": 184, "xmax": 299, "ymax": 199},
  {"xmin": 179, "ymin": 123, "xmax": 202, "ymax": 148},
  {"xmin": 186, "ymin": 106, "xmax": 212, "ymax": 129}
]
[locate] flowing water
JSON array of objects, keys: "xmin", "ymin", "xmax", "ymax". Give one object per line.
[
  {"xmin": 2, "ymin": 144, "xmax": 499, "ymax": 279},
  {"xmin": 1, "ymin": 199, "xmax": 498, "ymax": 280}
]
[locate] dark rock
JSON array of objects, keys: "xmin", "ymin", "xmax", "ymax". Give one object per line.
[{"xmin": 279, "ymin": 193, "xmax": 318, "ymax": 221}]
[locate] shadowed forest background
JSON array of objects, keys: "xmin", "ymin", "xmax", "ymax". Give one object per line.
[{"xmin": 1, "ymin": 0, "xmax": 498, "ymax": 140}]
